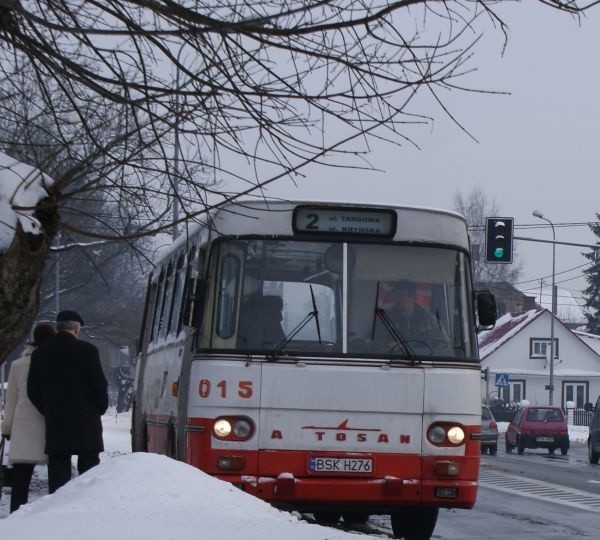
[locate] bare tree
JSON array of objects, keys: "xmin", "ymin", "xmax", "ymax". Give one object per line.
[
  {"xmin": 454, "ymin": 187, "xmax": 522, "ymax": 285},
  {"xmin": 0, "ymin": 1, "xmax": 595, "ymax": 362}
]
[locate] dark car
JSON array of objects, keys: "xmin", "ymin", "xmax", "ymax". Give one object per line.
[
  {"xmin": 585, "ymin": 396, "xmax": 600, "ymax": 464},
  {"xmin": 481, "ymin": 405, "xmax": 498, "ymax": 455},
  {"xmin": 505, "ymin": 405, "xmax": 569, "ymax": 455}
]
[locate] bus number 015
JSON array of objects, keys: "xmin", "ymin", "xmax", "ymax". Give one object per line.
[{"xmin": 198, "ymin": 379, "xmax": 253, "ymax": 399}]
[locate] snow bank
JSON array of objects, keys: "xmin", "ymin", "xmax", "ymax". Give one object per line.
[{"xmin": 0, "ymin": 452, "xmax": 378, "ymax": 540}]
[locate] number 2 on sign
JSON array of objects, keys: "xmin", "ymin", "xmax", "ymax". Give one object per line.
[{"xmin": 198, "ymin": 379, "xmax": 253, "ymax": 399}]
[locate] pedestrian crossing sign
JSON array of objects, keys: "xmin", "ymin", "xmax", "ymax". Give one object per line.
[{"xmin": 495, "ymin": 373, "xmax": 510, "ymax": 387}]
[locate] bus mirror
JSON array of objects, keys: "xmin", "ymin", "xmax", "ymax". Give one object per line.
[
  {"xmin": 184, "ymin": 278, "xmax": 207, "ymax": 328},
  {"xmin": 476, "ymin": 290, "xmax": 496, "ymax": 329}
]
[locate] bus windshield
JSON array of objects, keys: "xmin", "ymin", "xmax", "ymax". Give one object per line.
[{"xmin": 202, "ymin": 239, "xmax": 476, "ymax": 360}]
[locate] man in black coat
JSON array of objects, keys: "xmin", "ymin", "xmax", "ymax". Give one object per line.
[{"xmin": 27, "ymin": 310, "xmax": 108, "ymax": 494}]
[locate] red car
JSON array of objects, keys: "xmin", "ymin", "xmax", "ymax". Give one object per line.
[{"xmin": 505, "ymin": 406, "xmax": 569, "ymax": 456}]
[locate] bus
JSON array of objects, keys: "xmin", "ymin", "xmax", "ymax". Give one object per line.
[{"xmin": 132, "ymin": 200, "xmax": 496, "ymax": 540}]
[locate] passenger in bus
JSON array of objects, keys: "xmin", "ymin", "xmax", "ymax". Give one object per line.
[
  {"xmin": 374, "ymin": 281, "xmax": 448, "ymax": 352},
  {"xmin": 238, "ymin": 295, "xmax": 285, "ymax": 350},
  {"xmin": 1, "ymin": 323, "xmax": 55, "ymax": 513},
  {"xmin": 27, "ymin": 310, "xmax": 108, "ymax": 494}
]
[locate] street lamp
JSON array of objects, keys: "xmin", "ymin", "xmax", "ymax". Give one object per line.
[{"xmin": 532, "ymin": 210, "xmax": 556, "ymax": 405}]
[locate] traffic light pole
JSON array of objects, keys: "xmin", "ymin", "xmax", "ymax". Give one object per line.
[
  {"xmin": 514, "ymin": 236, "xmax": 599, "ymax": 249},
  {"xmin": 531, "ymin": 212, "xmax": 556, "ymax": 405}
]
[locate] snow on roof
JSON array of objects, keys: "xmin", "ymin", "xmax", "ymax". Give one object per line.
[
  {"xmin": 520, "ymin": 285, "xmax": 586, "ymax": 324},
  {"xmin": 573, "ymin": 330, "xmax": 600, "ymax": 354},
  {"xmin": 0, "ymin": 152, "xmax": 53, "ymax": 253},
  {"xmin": 478, "ymin": 309, "xmax": 542, "ymax": 359}
]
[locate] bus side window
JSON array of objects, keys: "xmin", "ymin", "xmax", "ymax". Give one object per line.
[
  {"xmin": 158, "ymin": 261, "xmax": 176, "ymax": 339},
  {"xmin": 150, "ymin": 269, "xmax": 166, "ymax": 342},
  {"xmin": 180, "ymin": 247, "xmax": 206, "ymax": 331},
  {"xmin": 167, "ymin": 254, "xmax": 186, "ymax": 336},
  {"xmin": 216, "ymin": 254, "xmax": 241, "ymax": 339},
  {"xmin": 137, "ymin": 274, "xmax": 153, "ymax": 353}
]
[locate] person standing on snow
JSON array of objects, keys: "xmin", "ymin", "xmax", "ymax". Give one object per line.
[
  {"xmin": 1, "ymin": 323, "xmax": 56, "ymax": 512},
  {"xmin": 27, "ymin": 310, "xmax": 108, "ymax": 494}
]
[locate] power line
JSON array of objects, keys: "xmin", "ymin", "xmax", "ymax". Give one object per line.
[{"xmin": 513, "ymin": 261, "xmax": 592, "ymax": 286}]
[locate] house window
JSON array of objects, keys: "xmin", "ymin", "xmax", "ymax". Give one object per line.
[{"xmin": 529, "ymin": 338, "xmax": 559, "ymax": 359}]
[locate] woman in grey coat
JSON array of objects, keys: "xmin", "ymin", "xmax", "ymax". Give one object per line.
[{"xmin": 1, "ymin": 323, "xmax": 55, "ymax": 512}]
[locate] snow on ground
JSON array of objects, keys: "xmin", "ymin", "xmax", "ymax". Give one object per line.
[
  {"xmin": 0, "ymin": 410, "xmax": 382, "ymax": 539},
  {"xmin": 0, "ymin": 410, "xmax": 590, "ymax": 539}
]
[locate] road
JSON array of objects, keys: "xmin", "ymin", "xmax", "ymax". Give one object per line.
[{"xmin": 360, "ymin": 441, "xmax": 600, "ymax": 539}]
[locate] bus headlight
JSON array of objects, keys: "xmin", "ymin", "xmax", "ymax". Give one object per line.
[
  {"xmin": 213, "ymin": 416, "xmax": 255, "ymax": 441},
  {"xmin": 428, "ymin": 425, "xmax": 446, "ymax": 444},
  {"xmin": 427, "ymin": 423, "xmax": 466, "ymax": 447},
  {"xmin": 233, "ymin": 418, "xmax": 252, "ymax": 438},
  {"xmin": 213, "ymin": 419, "xmax": 232, "ymax": 438},
  {"xmin": 447, "ymin": 426, "xmax": 465, "ymax": 445}
]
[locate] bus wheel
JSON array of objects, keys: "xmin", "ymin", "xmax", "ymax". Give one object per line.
[
  {"xmin": 391, "ymin": 507, "xmax": 439, "ymax": 540},
  {"xmin": 342, "ymin": 511, "xmax": 369, "ymax": 524},
  {"xmin": 313, "ymin": 511, "xmax": 341, "ymax": 525}
]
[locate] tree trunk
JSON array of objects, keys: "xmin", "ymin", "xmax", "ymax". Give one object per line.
[{"xmin": 0, "ymin": 197, "xmax": 58, "ymax": 364}]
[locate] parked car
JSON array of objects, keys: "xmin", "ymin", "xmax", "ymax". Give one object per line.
[
  {"xmin": 585, "ymin": 397, "xmax": 600, "ymax": 464},
  {"xmin": 505, "ymin": 405, "xmax": 569, "ymax": 456},
  {"xmin": 481, "ymin": 405, "xmax": 498, "ymax": 455}
]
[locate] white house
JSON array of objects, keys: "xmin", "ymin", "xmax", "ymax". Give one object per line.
[{"xmin": 478, "ymin": 309, "xmax": 600, "ymax": 408}]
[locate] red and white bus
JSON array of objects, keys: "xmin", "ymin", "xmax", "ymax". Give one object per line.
[{"xmin": 132, "ymin": 200, "xmax": 495, "ymax": 540}]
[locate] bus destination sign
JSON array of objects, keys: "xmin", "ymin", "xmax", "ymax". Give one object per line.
[{"xmin": 294, "ymin": 206, "xmax": 396, "ymax": 237}]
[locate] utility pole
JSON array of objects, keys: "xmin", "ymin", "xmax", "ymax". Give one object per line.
[{"xmin": 532, "ymin": 211, "xmax": 556, "ymax": 406}]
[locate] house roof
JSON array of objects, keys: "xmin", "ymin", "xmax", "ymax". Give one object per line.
[
  {"xmin": 478, "ymin": 308, "xmax": 600, "ymax": 361},
  {"xmin": 573, "ymin": 330, "xmax": 600, "ymax": 354},
  {"xmin": 478, "ymin": 309, "xmax": 543, "ymax": 359}
]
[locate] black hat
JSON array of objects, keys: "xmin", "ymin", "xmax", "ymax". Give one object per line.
[
  {"xmin": 56, "ymin": 310, "xmax": 84, "ymax": 326},
  {"xmin": 32, "ymin": 323, "xmax": 56, "ymax": 346}
]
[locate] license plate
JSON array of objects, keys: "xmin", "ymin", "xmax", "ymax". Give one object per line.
[
  {"xmin": 537, "ymin": 436, "xmax": 554, "ymax": 442},
  {"xmin": 309, "ymin": 457, "xmax": 373, "ymax": 474}
]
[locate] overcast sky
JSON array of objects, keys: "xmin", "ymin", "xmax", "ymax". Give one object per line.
[{"xmin": 264, "ymin": 2, "xmax": 600, "ymax": 308}]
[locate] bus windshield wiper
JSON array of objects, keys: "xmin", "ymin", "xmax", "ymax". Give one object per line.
[
  {"xmin": 268, "ymin": 285, "xmax": 321, "ymax": 360},
  {"xmin": 371, "ymin": 282, "xmax": 415, "ymax": 361}
]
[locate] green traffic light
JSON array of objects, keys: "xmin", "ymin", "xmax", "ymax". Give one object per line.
[{"xmin": 494, "ymin": 247, "xmax": 504, "ymax": 259}]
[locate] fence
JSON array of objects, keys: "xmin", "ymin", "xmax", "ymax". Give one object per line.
[{"xmin": 489, "ymin": 403, "xmax": 592, "ymax": 427}]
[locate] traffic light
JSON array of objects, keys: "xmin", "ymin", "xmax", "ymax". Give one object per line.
[
  {"xmin": 481, "ymin": 367, "xmax": 489, "ymax": 381},
  {"xmin": 485, "ymin": 217, "xmax": 513, "ymax": 263}
]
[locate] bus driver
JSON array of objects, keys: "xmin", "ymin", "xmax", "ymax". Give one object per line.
[{"xmin": 374, "ymin": 280, "xmax": 448, "ymax": 353}]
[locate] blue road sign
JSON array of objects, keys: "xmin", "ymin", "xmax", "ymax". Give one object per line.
[{"xmin": 495, "ymin": 373, "xmax": 510, "ymax": 387}]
